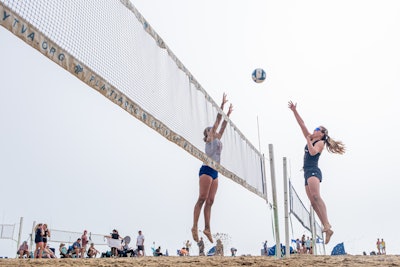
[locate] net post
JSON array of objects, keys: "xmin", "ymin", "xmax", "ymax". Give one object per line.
[
  {"xmin": 269, "ymin": 144, "xmax": 281, "ymax": 258},
  {"xmin": 283, "ymin": 157, "xmax": 290, "ymax": 257},
  {"xmin": 16, "ymin": 217, "xmax": 23, "ymax": 258},
  {"xmin": 311, "ymin": 208, "xmax": 326, "ymax": 255},
  {"xmin": 30, "ymin": 221, "xmax": 36, "ymax": 257},
  {"xmin": 310, "ymin": 206, "xmax": 318, "ymax": 255}
]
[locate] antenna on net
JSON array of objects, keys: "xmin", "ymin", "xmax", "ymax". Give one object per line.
[{"xmin": 257, "ymin": 115, "xmax": 262, "ymax": 153}]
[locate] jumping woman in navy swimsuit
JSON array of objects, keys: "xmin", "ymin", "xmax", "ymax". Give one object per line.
[
  {"xmin": 192, "ymin": 93, "xmax": 233, "ymax": 243},
  {"xmin": 288, "ymin": 101, "xmax": 345, "ymax": 244}
]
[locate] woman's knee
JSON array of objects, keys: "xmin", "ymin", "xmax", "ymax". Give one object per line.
[
  {"xmin": 205, "ymin": 198, "xmax": 215, "ymax": 206},
  {"xmin": 310, "ymin": 193, "xmax": 321, "ymax": 203},
  {"xmin": 196, "ymin": 196, "xmax": 207, "ymax": 206}
]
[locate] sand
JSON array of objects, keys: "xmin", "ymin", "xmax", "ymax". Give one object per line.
[{"xmin": 1, "ymin": 255, "xmax": 399, "ymax": 267}]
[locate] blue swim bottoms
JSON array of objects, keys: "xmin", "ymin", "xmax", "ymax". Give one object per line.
[
  {"xmin": 304, "ymin": 168, "xmax": 322, "ymax": 186},
  {"xmin": 199, "ymin": 165, "xmax": 218, "ymax": 179}
]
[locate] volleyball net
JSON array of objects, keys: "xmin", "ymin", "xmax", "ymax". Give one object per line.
[
  {"xmin": 0, "ymin": 0, "xmax": 267, "ymax": 200},
  {"xmin": 48, "ymin": 229, "xmax": 108, "ymax": 247},
  {"xmin": 0, "ymin": 224, "xmax": 15, "ymax": 240}
]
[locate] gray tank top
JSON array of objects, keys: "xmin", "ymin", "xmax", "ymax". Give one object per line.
[{"xmin": 205, "ymin": 138, "xmax": 222, "ymax": 163}]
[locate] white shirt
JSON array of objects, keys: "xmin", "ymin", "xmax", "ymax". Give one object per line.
[{"xmin": 137, "ymin": 234, "xmax": 145, "ymax": 246}]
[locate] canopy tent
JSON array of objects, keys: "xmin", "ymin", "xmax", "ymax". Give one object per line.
[{"xmin": 331, "ymin": 242, "xmax": 346, "ymax": 255}]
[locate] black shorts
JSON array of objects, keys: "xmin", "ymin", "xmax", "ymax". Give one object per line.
[
  {"xmin": 199, "ymin": 165, "xmax": 218, "ymax": 179},
  {"xmin": 137, "ymin": 245, "xmax": 144, "ymax": 251},
  {"xmin": 304, "ymin": 168, "xmax": 322, "ymax": 186}
]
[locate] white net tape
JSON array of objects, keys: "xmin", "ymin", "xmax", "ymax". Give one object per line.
[{"xmin": 0, "ymin": 0, "xmax": 267, "ymax": 200}]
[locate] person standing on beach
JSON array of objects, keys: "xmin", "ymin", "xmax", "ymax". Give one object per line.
[
  {"xmin": 185, "ymin": 240, "xmax": 192, "ymax": 255},
  {"xmin": 81, "ymin": 230, "xmax": 89, "ymax": 258},
  {"xmin": 288, "ymin": 101, "xmax": 345, "ymax": 244},
  {"xmin": 42, "ymin": 224, "xmax": 50, "ymax": 249},
  {"xmin": 34, "ymin": 223, "xmax": 44, "ymax": 258},
  {"xmin": 301, "ymin": 234, "xmax": 306, "ymax": 254},
  {"xmin": 197, "ymin": 237, "xmax": 205, "ymax": 256},
  {"xmin": 305, "ymin": 236, "xmax": 311, "ymax": 254},
  {"xmin": 136, "ymin": 230, "xmax": 145, "ymax": 256},
  {"xmin": 192, "ymin": 93, "xmax": 233, "ymax": 244},
  {"xmin": 381, "ymin": 238, "xmax": 386, "ymax": 254},
  {"xmin": 105, "ymin": 229, "xmax": 122, "ymax": 257},
  {"xmin": 376, "ymin": 238, "xmax": 381, "ymax": 254},
  {"xmin": 263, "ymin": 240, "xmax": 268, "ymax": 255},
  {"xmin": 295, "ymin": 239, "xmax": 301, "ymax": 254}
]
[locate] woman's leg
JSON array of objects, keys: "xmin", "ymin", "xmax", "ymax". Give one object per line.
[
  {"xmin": 34, "ymin": 243, "xmax": 39, "ymax": 258},
  {"xmin": 38, "ymin": 243, "xmax": 44, "ymax": 258},
  {"xmin": 192, "ymin": 175, "xmax": 213, "ymax": 242},
  {"xmin": 203, "ymin": 178, "xmax": 218, "ymax": 243},
  {"xmin": 305, "ymin": 177, "xmax": 333, "ymax": 244}
]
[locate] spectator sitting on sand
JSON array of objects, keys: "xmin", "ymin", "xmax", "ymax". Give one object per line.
[
  {"xmin": 18, "ymin": 241, "xmax": 29, "ymax": 258},
  {"xmin": 59, "ymin": 243, "xmax": 71, "ymax": 258},
  {"xmin": 179, "ymin": 247, "xmax": 188, "ymax": 256},
  {"xmin": 87, "ymin": 243, "xmax": 100, "ymax": 258}
]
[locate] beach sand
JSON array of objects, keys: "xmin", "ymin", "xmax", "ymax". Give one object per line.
[{"xmin": 1, "ymin": 255, "xmax": 399, "ymax": 267}]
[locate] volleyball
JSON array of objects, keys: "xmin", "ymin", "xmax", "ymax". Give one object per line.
[{"xmin": 252, "ymin": 68, "xmax": 266, "ymax": 83}]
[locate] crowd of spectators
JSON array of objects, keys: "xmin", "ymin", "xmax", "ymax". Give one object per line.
[{"xmin": 18, "ymin": 225, "xmax": 156, "ymax": 259}]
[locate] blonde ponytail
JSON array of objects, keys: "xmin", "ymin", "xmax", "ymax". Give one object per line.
[
  {"xmin": 325, "ymin": 136, "xmax": 345, "ymax": 154},
  {"xmin": 320, "ymin": 126, "xmax": 345, "ymax": 154}
]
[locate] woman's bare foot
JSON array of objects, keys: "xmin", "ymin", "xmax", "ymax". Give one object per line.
[
  {"xmin": 191, "ymin": 227, "xmax": 199, "ymax": 242},
  {"xmin": 203, "ymin": 229, "xmax": 213, "ymax": 243},
  {"xmin": 325, "ymin": 229, "xmax": 334, "ymax": 244}
]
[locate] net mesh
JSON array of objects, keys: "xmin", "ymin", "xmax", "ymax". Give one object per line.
[
  {"xmin": 0, "ymin": 0, "xmax": 267, "ymax": 200},
  {"xmin": 0, "ymin": 224, "xmax": 15, "ymax": 240},
  {"xmin": 49, "ymin": 229, "xmax": 108, "ymax": 247},
  {"xmin": 289, "ymin": 180, "xmax": 323, "ymax": 238}
]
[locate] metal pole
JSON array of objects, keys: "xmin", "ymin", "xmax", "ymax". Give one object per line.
[
  {"xmin": 30, "ymin": 221, "xmax": 36, "ymax": 258},
  {"xmin": 269, "ymin": 144, "xmax": 281, "ymax": 258},
  {"xmin": 283, "ymin": 157, "xmax": 290, "ymax": 257},
  {"xmin": 310, "ymin": 206, "xmax": 316, "ymax": 255},
  {"xmin": 16, "ymin": 217, "xmax": 23, "ymax": 258}
]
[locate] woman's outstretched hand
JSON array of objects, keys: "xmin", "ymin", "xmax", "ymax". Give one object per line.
[
  {"xmin": 227, "ymin": 103, "xmax": 233, "ymax": 117},
  {"xmin": 288, "ymin": 100, "xmax": 297, "ymax": 111},
  {"xmin": 221, "ymin": 93, "xmax": 228, "ymax": 108}
]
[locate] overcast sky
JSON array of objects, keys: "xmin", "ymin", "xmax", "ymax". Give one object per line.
[{"xmin": 1, "ymin": 0, "xmax": 400, "ymax": 257}]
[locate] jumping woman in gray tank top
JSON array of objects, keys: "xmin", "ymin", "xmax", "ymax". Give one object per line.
[
  {"xmin": 288, "ymin": 100, "xmax": 345, "ymax": 245},
  {"xmin": 192, "ymin": 93, "xmax": 233, "ymax": 244}
]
